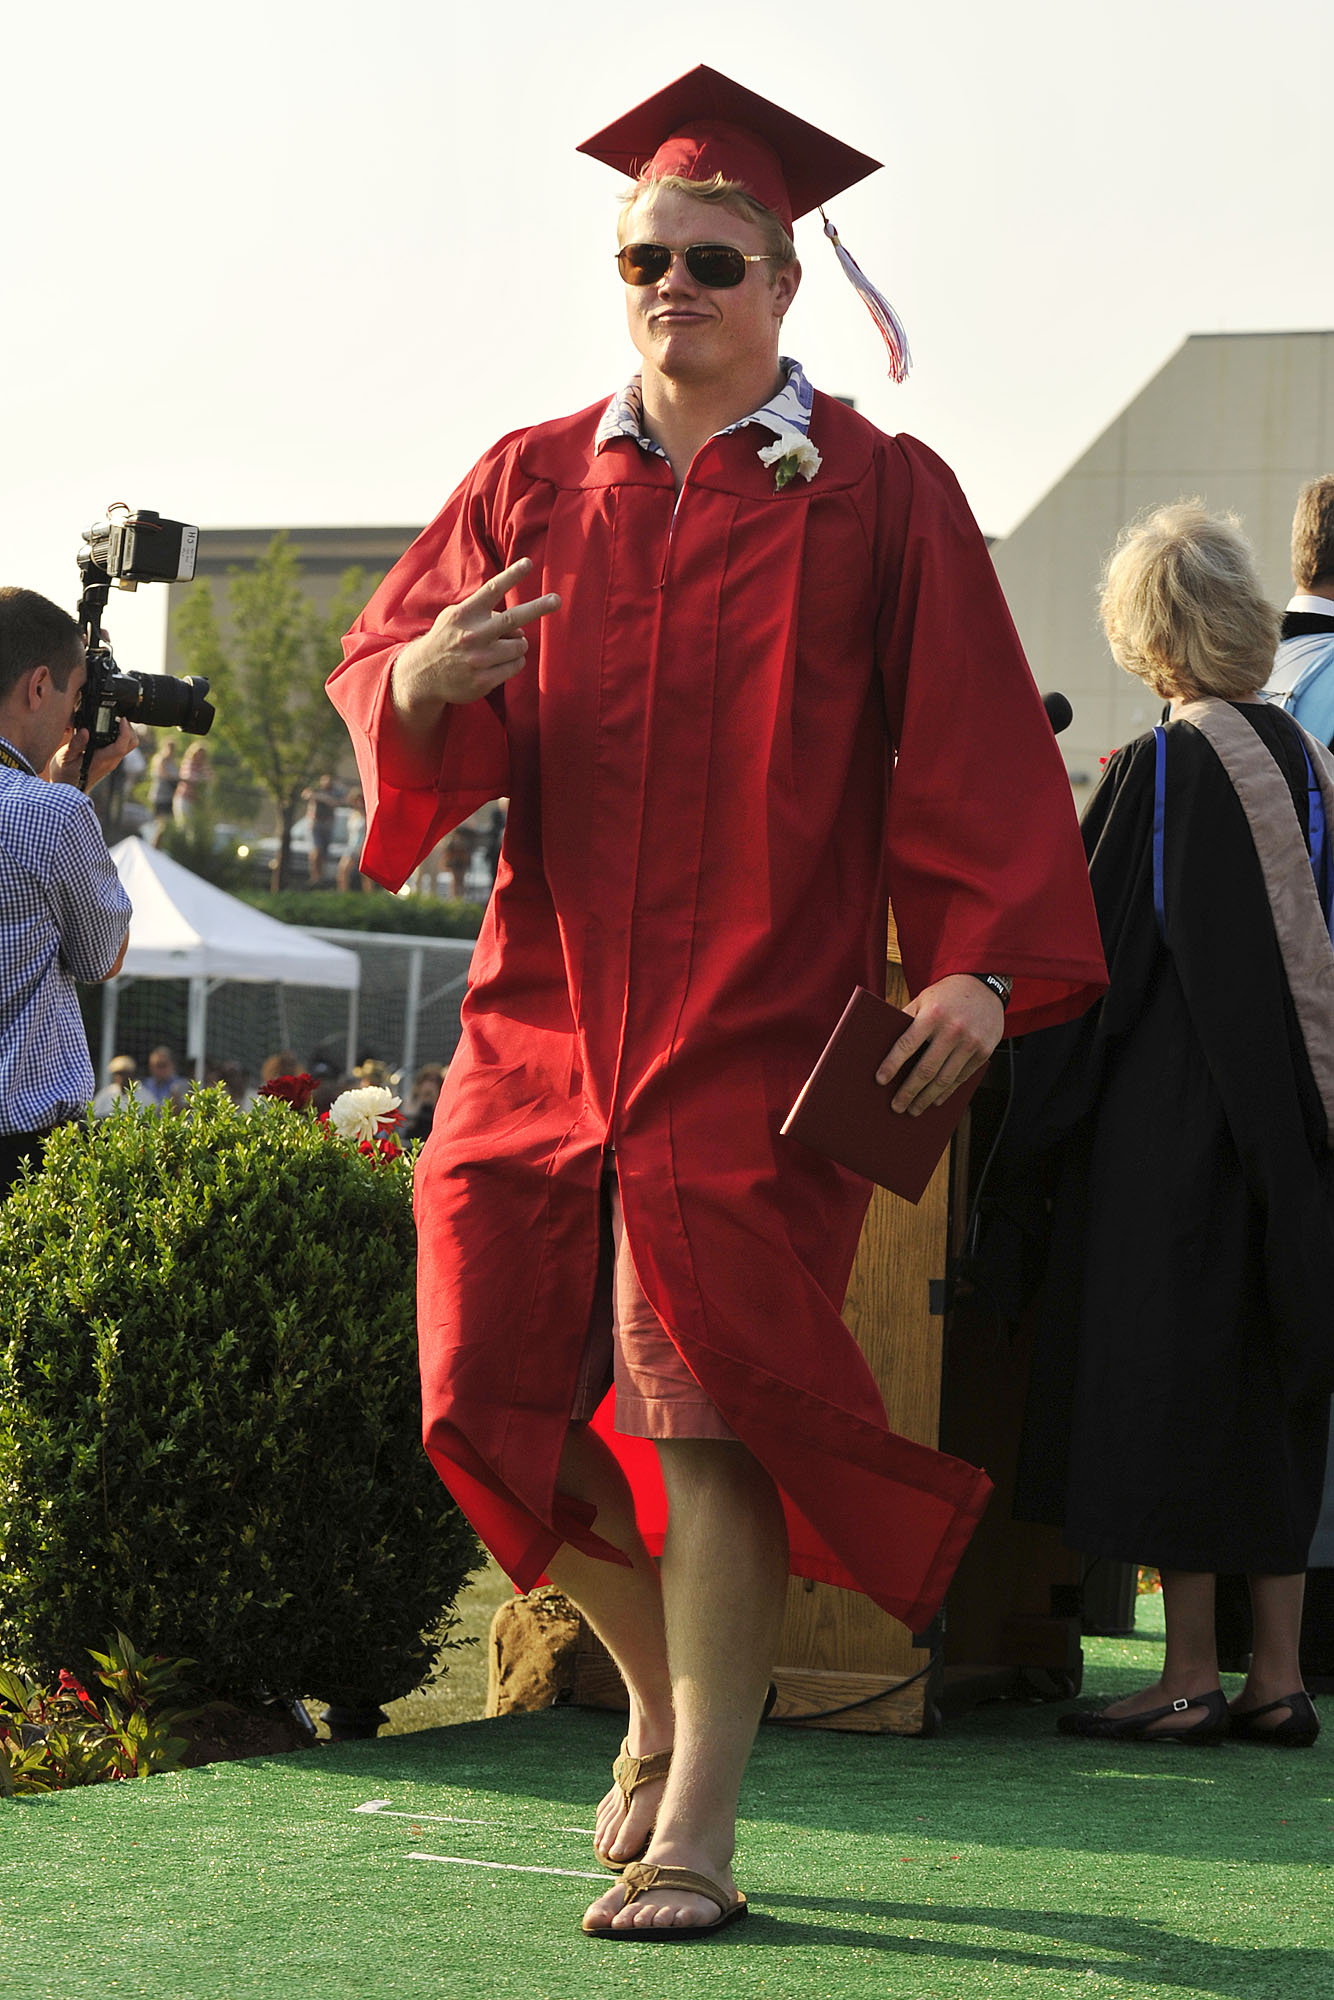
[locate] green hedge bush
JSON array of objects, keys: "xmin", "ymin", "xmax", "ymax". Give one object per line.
[
  {"xmin": 0, "ymin": 1091, "xmax": 481, "ymax": 1707},
  {"xmin": 237, "ymin": 889, "xmax": 484, "ymax": 937}
]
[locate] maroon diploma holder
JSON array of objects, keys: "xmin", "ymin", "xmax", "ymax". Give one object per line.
[{"xmin": 781, "ymin": 986, "xmax": 985, "ymax": 1203}]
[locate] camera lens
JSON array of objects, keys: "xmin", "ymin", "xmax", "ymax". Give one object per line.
[{"xmin": 120, "ymin": 671, "xmax": 215, "ymax": 736}]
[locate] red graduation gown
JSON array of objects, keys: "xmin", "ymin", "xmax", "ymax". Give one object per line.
[{"xmin": 328, "ymin": 389, "xmax": 1106, "ymax": 1631}]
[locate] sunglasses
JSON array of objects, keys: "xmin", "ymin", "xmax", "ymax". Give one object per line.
[{"xmin": 615, "ymin": 242, "xmax": 780, "ymax": 290}]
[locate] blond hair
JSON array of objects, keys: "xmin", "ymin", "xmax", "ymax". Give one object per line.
[
  {"xmin": 617, "ymin": 172, "xmax": 798, "ymax": 268},
  {"xmin": 1291, "ymin": 476, "xmax": 1334, "ymax": 592},
  {"xmin": 1099, "ymin": 502, "xmax": 1280, "ymax": 702}
]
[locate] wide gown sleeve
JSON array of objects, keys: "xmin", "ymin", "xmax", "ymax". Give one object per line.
[
  {"xmin": 326, "ymin": 437, "xmax": 520, "ymax": 890},
  {"xmin": 875, "ymin": 436, "xmax": 1107, "ymax": 1035},
  {"xmin": 987, "ymin": 722, "xmax": 1334, "ymax": 1402},
  {"xmin": 1155, "ymin": 722, "xmax": 1334, "ymax": 1401},
  {"xmin": 969, "ymin": 738, "xmax": 1155, "ymax": 1318}
]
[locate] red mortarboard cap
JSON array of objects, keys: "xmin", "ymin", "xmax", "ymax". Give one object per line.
[{"xmin": 576, "ymin": 64, "xmax": 881, "ymax": 236}]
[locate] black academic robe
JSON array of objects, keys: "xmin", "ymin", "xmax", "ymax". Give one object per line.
[{"xmin": 997, "ymin": 704, "xmax": 1334, "ymax": 1574}]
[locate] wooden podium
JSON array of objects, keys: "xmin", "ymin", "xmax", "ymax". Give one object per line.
[{"xmin": 571, "ymin": 946, "xmax": 1083, "ymax": 1734}]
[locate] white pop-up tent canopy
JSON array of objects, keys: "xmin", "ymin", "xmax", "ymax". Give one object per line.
[{"xmin": 105, "ymin": 838, "xmax": 361, "ymax": 1080}]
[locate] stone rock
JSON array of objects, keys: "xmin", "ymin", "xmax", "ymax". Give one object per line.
[{"xmin": 486, "ymin": 1587, "xmax": 582, "ymax": 1715}]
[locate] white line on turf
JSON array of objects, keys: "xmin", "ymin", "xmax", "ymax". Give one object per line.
[
  {"xmin": 353, "ymin": 1800, "xmax": 596, "ymax": 1835},
  {"xmin": 354, "ymin": 1802, "xmax": 497, "ymax": 1827},
  {"xmin": 411, "ymin": 1852, "xmax": 607, "ymax": 1880}
]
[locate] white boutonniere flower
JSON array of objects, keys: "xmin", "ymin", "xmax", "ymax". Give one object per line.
[
  {"xmin": 757, "ymin": 432, "xmax": 822, "ymax": 492},
  {"xmin": 327, "ymin": 1084, "xmax": 402, "ymax": 1143}
]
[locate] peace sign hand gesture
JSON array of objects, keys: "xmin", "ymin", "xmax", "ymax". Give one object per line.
[{"xmin": 393, "ymin": 559, "xmax": 561, "ymax": 713}]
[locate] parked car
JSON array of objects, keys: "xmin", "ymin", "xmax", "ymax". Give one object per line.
[{"xmin": 248, "ymin": 807, "xmax": 352, "ymax": 882}]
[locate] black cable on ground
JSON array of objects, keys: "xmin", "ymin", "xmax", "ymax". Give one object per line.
[{"xmin": 766, "ymin": 1653, "xmax": 940, "ymax": 1724}]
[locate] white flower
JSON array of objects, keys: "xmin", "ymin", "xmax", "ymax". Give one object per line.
[
  {"xmin": 327, "ymin": 1085, "xmax": 401, "ymax": 1143},
  {"xmin": 756, "ymin": 432, "xmax": 822, "ymax": 491}
]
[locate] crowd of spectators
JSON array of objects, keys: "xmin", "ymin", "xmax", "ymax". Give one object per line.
[
  {"xmin": 88, "ymin": 1043, "xmax": 448, "ymax": 1135},
  {"xmin": 121, "ymin": 734, "xmax": 505, "ymax": 900}
]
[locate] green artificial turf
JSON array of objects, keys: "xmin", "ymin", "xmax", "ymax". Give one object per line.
[{"xmin": 4, "ymin": 1600, "xmax": 1331, "ymax": 2000}]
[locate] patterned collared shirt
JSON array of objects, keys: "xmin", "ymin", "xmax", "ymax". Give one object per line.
[
  {"xmin": 594, "ymin": 354, "xmax": 814, "ymax": 459},
  {"xmin": 0, "ymin": 739, "xmax": 132, "ymax": 1135}
]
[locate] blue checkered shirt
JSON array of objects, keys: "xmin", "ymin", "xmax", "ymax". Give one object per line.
[{"xmin": 0, "ymin": 739, "xmax": 132, "ymax": 1134}]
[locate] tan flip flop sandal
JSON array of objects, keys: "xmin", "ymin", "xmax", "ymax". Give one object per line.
[
  {"xmin": 592, "ymin": 1739, "xmax": 672, "ymax": 1870},
  {"xmin": 582, "ymin": 1861, "xmax": 749, "ymax": 1939}
]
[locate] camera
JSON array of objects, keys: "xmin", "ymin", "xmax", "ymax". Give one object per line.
[
  {"xmin": 84, "ymin": 509, "xmax": 198, "ymax": 589},
  {"xmin": 75, "ymin": 507, "xmax": 215, "ymax": 761}
]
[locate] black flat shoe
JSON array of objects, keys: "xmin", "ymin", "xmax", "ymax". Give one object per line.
[
  {"xmin": 1228, "ymin": 1690, "xmax": 1320, "ymax": 1747},
  {"xmin": 1057, "ymin": 1687, "xmax": 1229, "ymax": 1744}
]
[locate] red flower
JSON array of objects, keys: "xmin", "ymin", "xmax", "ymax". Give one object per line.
[
  {"xmin": 356, "ymin": 1135, "xmax": 402, "ymax": 1163},
  {"xmin": 57, "ymin": 1669, "xmax": 98, "ymax": 1715},
  {"xmin": 259, "ymin": 1073, "xmax": 318, "ymax": 1111}
]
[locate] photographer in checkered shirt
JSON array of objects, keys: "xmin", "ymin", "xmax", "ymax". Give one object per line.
[{"xmin": 0, "ymin": 588, "xmax": 135, "ymax": 1196}]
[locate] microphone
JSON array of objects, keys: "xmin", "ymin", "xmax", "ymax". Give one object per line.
[{"xmin": 1043, "ymin": 691, "xmax": 1073, "ymax": 736}]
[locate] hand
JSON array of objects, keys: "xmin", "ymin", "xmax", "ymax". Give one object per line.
[
  {"xmin": 875, "ymin": 973, "xmax": 1005, "ymax": 1117},
  {"xmin": 392, "ymin": 558, "xmax": 561, "ymax": 714},
  {"xmin": 49, "ymin": 716, "xmax": 137, "ymax": 790}
]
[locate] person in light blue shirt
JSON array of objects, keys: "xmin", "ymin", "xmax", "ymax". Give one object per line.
[
  {"xmin": 138, "ymin": 1045, "xmax": 188, "ymax": 1109},
  {"xmin": 1263, "ymin": 476, "xmax": 1334, "ymax": 743},
  {"xmin": 0, "ymin": 587, "xmax": 135, "ymax": 1194},
  {"xmin": 1261, "ymin": 477, "xmax": 1334, "ymax": 1603}
]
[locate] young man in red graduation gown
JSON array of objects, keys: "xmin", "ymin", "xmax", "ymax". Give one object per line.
[{"xmin": 328, "ymin": 67, "xmax": 1105, "ymax": 1939}]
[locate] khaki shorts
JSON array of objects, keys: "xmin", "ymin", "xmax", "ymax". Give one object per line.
[{"xmin": 570, "ymin": 1170, "xmax": 735, "ymax": 1441}]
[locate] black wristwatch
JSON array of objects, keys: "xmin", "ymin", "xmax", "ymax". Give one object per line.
[{"xmin": 971, "ymin": 972, "xmax": 1013, "ymax": 1009}]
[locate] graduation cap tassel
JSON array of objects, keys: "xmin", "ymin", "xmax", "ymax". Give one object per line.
[{"xmin": 820, "ymin": 208, "xmax": 911, "ymax": 384}]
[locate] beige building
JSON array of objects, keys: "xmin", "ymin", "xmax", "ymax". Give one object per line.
[
  {"xmin": 163, "ymin": 524, "xmax": 419, "ymax": 679},
  {"xmin": 992, "ymin": 330, "xmax": 1334, "ymax": 801},
  {"xmin": 168, "ymin": 338, "xmax": 1334, "ymax": 804}
]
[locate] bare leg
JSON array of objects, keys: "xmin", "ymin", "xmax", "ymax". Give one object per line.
[
  {"xmin": 1101, "ymin": 1568, "xmax": 1220, "ymax": 1731},
  {"xmin": 583, "ymin": 1439, "xmax": 788, "ymax": 1934},
  {"xmin": 544, "ymin": 1425, "xmax": 675, "ymax": 1864},
  {"xmin": 1231, "ymin": 1572, "xmax": 1307, "ymax": 1723}
]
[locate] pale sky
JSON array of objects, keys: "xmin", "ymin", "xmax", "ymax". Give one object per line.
[{"xmin": 3, "ymin": 0, "xmax": 1327, "ymax": 671}]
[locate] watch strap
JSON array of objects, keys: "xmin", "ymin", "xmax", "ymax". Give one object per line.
[{"xmin": 971, "ymin": 972, "xmax": 1012, "ymax": 1008}]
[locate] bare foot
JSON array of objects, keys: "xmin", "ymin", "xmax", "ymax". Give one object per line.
[
  {"xmin": 582, "ymin": 1841, "xmax": 737, "ymax": 1934},
  {"xmin": 593, "ymin": 1767, "xmax": 668, "ymax": 1867}
]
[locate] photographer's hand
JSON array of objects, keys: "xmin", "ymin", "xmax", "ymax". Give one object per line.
[{"xmin": 49, "ymin": 716, "xmax": 137, "ymax": 789}]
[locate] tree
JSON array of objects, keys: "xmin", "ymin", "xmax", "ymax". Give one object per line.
[{"xmin": 173, "ymin": 537, "xmax": 378, "ymax": 889}]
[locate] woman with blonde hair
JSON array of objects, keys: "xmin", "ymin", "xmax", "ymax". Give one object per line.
[{"xmin": 995, "ymin": 502, "xmax": 1334, "ymax": 1746}]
